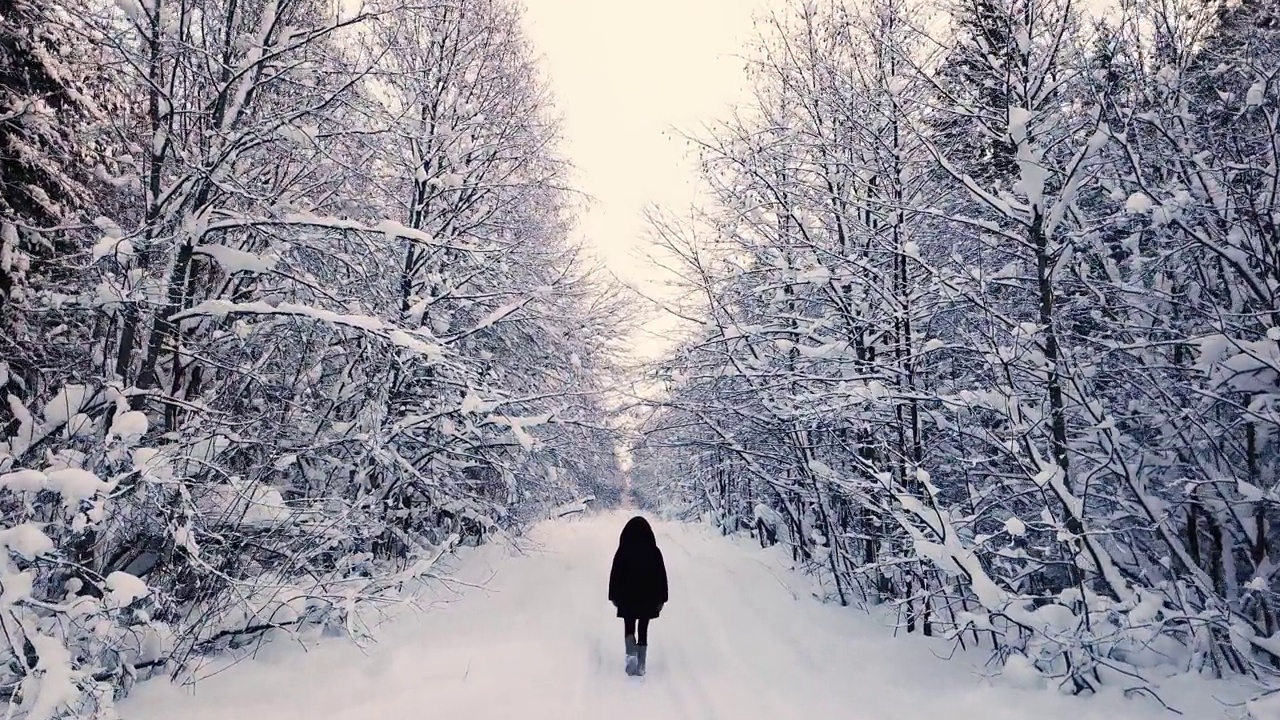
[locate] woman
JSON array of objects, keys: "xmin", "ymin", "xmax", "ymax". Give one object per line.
[{"xmin": 608, "ymin": 515, "xmax": 668, "ymax": 676}]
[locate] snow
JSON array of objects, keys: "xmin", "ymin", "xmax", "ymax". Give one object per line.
[
  {"xmin": 3, "ymin": 394, "xmax": 34, "ymax": 455},
  {"xmin": 104, "ymin": 571, "xmax": 149, "ymax": 608},
  {"xmin": 41, "ymin": 384, "xmax": 89, "ymax": 425},
  {"xmin": 460, "ymin": 390, "xmax": 496, "ymax": 414},
  {"xmin": 115, "ymin": 0, "xmax": 145, "ymax": 24},
  {"xmin": 195, "ymin": 478, "xmax": 293, "ymax": 529},
  {"xmin": 1125, "ymin": 192, "xmax": 1153, "ymax": 214},
  {"xmin": 474, "ymin": 299, "xmax": 526, "ymax": 330},
  {"xmin": 120, "ymin": 512, "xmax": 1238, "ymax": 720},
  {"xmin": 92, "ymin": 235, "xmax": 134, "ymax": 263},
  {"xmin": 21, "ymin": 632, "xmax": 80, "ymax": 720},
  {"xmin": 753, "ymin": 502, "xmax": 783, "ymax": 531},
  {"xmin": 240, "ymin": 487, "xmax": 291, "ymax": 526},
  {"xmin": 0, "ymin": 523, "xmax": 55, "ymax": 559},
  {"xmin": 1246, "ymin": 81, "xmax": 1265, "ymax": 107},
  {"xmin": 1004, "ymin": 516, "xmax": 1027, "ymax": 537},
  {"xmin": 1007, "ymin": 107, "xmax": 1031, "ymax": 142},
  {"xmin": 1, "ymin": 467, "xmax": 110, "ymax": 509},
  {"xmin": 0, "ymin": 570, "xmax": 35, "ymax": 606},
  {"xmin": 110, "ymin": 410, "xmax": 149, "ymax": 442},
  {"xmin": 176, "ymin": 301, "xmax": 444, "ymax": 360},
  {"xmin": 132, "ymin": 447, "xmax": 174, "ymax": 479},
  {"xmin": 0, "ymin": 468, "xmax": 48, "ymax": 492},
  {"xmin": 64, "ymin": 413, "xmax": 94, "ymax": 439},
  {"xmin": 44, "ymin": 468, "xmax": 111, "ymax": 509},
  {"xmin": 193, "ymin": 244, "xmax": 279, "ymax": 274}
]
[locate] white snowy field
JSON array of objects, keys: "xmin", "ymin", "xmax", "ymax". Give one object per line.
[{"xmin": 122, "ymin": 511, "xmax": 1247, "ymax": 720}]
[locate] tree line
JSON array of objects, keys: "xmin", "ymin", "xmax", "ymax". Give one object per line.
[
  {"xmin": 0, "ymin": 0, "xmax": 624, "ymax": 716},
  {"xmin": 632, "ymin": 0, "xmax": 1280, "ymax": 702}
]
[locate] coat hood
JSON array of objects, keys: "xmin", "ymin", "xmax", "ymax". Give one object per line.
[{"xmin": 619, "ymin": 515, "xmax": 656, "ymax": 548}]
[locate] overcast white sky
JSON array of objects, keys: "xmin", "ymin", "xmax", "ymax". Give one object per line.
[{"xmin": 519, "ymin": 0, "xmax": 776, "ymax": 359}]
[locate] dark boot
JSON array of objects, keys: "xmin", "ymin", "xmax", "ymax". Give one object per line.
[
  {"xmin": 624, "ymin": 634, "xmax": 639, "ymax": 675},
  {"xmin": 636, "ymin": 645, "xmax": 648, "ymax": 676}
]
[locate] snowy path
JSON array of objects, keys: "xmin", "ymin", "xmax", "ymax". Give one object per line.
[{"xmin": 125, "ymin": 512, "xmax": 1215, "ymax": 719}]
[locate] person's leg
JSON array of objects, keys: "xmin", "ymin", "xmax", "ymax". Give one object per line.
[
  {"xmin": 623, "ymin": 617, "xmax": 640, "ymax": 675},
  {"xmin": 636, "ymin": 618, "xmax": 651, "ymax": 675}
]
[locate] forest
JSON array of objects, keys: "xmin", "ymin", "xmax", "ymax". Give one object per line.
[
  {"xmin": 3, "ymin": 0, "xmax": 1280, "ymax": 715},
  {"xmin": 1, "ymin": 0, "xmax": 624, "ymax": 716},
  {"xmin": 630, "ymin": 0, "xmax": 1280, "ymax": 702}
]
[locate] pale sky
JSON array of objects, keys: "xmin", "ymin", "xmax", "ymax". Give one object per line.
[{"xmin": 519, "ymin": 0, "xmax": 776, "ymax": 360}]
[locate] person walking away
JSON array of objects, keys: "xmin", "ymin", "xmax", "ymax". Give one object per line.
[{"xmin": 608, "ymin": 515, "xmax": 668, "ymax": 676}]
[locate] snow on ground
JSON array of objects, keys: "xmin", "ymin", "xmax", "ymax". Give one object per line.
[{"xmin": 123, "ymin": 511, "xmax": 1247, "ymax": 719}]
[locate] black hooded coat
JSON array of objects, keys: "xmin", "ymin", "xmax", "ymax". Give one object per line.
[{"xmin": 608, "ymin": 516, "xmax": 669, "ymax": 619}]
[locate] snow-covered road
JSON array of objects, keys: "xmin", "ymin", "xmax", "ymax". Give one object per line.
[{"xmin": 124, "ymin": 512, "xmax": 1219, "ymax": 719}]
